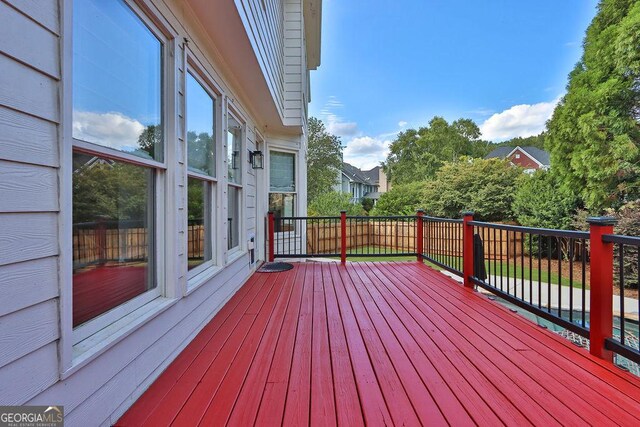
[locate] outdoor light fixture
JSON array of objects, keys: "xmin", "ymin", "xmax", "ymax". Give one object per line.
[{"xmin": 249, "ymin": 150, "xmax": 264, "ymax": 169}]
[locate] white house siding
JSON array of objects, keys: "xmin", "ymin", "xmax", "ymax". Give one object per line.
[
  {"xmin": 283, "ymin": 0, "xmax": 305, "ymax": 126},
  {"xmin": 0, "ymin": 0, "xmax": 62, "ymax": 408},
  {"xmin": 0, "ymin": 0, "xmax": 312, "ymax": 425},
  {"xmin": 236, "ymin": 0, "xmax": 285, "ymax": 118}
]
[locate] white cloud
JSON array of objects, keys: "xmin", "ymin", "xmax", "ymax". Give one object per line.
[
  {"xmin": 398, "ymin": 120, "xmax": 408, "ymax": 128},
  {"xmin": 326, "ymin": 115, "xmax": 359, "ymax": 137},
  {"xmin": 480, "ymin": 98, "xmax": 560, "ymax": 142},
  {"xmin": 319, "ymin": 96, "xmax": 360, "ymax": 138},
  {"xmin": 344, "ymin": 136, "xmax": 391, "ymax": 170},
  {"xmin": 73, "ymin": 111, "xmax": 146, "ymax": 151}
]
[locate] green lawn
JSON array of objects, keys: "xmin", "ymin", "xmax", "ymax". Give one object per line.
[
  {"xmin": 329, "ymin": 246, "xmax": 417, "ymax": 262},
  {"xmin": 427, "ymin": 254, "xmax": 586, "ymax": 288},
  {"xmin": 324, "ymin": 247, "xmax": 585, "ymax": 289}
]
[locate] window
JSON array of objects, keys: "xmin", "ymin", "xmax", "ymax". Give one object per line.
[
  {"xmin": 269, "ymin": 151, "xmax": 296, "ymax": 232},
  {"xmin": 73, "ymin": 0, "xmax": 163, "ymax": 162},
  {"xmin": 71, "ymin": 0, "xmax": 164, "ymax": 333},
  {"xmin": 227, "ymin": 117, "xmax": 243, "ymax": 251},
  {"xmin": 515, "ymin": 153, "xmax": 521, "ymax": 159},
  {"xmin": 186, "ymin": 71, "xmax": 216, "ymax": 272}
]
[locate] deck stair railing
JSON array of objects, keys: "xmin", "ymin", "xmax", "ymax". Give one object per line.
[{"xmin": 267, "ymin": 211, "xmax": 640, "ymax": 368}]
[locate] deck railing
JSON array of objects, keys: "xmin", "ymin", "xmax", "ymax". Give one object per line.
[{"xmin": 267, "ymin": 211, "xmax": 640, "ymax": 368}]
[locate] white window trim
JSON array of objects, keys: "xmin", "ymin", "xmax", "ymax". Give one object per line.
[
  {"xmin": 184, "ymin": 60, "xmax": 220, "ymax": 286},
  {"xmin": 225, "ymin": 106, "xmax": 246, "ymax": 258},
  {"xmin": 59, "ymin": 0, "xmax": 178, "ymax": 374}
]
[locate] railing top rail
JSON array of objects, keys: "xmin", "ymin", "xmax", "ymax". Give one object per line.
[
  {"xmin": 468, "ymin": 220, "xmax": 590, "ymax": 239},
  {"xmin": 423, "ymin": 216, "xmax": 464, "ymax": 223},
  {"xmin": 274, "ymin": 216, "xmax": 341, "ymax": 220},
  {"xmin": 602, "ymin": 234, "xmax": 640, "ymax": 246},
  {"xmin": 274, "ymin": 215, "xmax": 417, "ymax": 220},
  {"xmin": 347, "ymin": 215, "xmax": 416, "ymax": 220}
]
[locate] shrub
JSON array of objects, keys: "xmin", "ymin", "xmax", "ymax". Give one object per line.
[
  {"xmin": 612, "ymin": 201, "xmax": 640, "ymax": 289},
  {"xmin": 361, "ymin": 197, "xmax": 374, "ymax": 213},
  {"xmin": 308, "ymin": 191, "xmax": 363, "ymax": 216},
  {"xmin": 425, "ymin": 158, "xmax": 522, "ymax": 221},
  {"xmin": 370, "ymin": 182, "xmax": 430, "ymax": 216},
  {"xmin": 513, "ymin": 170, "xmax": 579, "ymax": 230}
]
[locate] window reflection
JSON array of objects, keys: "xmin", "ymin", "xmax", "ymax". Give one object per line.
[
  {"xmin": 186, "ymin": 73, "xmax": 215, "ymax": 176},
  {"xmin": 227, "ymin": 127, "xmax": 242, "ymax": 184},
  {"xmin": 72, "ymin": 153, "xmax": 155, "ymax": 327},
  {"xmin": 72, "ymin": 0, "xmax": 163, "ymax": 161},
  {"xmin": 228, "ymin": 187, "xmax": 240, "ymax": 250},
  {"xmin": 187, "ymin": 178, "xmax": 211, "ymax": 270}
]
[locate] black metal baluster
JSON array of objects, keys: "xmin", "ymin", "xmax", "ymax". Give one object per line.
[
  {"xmin": 500, "ymin": 229, "xmax": 504, "ymax": 292},
  {"xmin": 582, "ymin": 239, "xmax": 587, "ymax": 327},
  {"xmin": 507, "ymin": 231, "xmax": 511, "ymax": 296},
  {"xmin": 569, "ymin": 238, "xmax": 574, "ymax": 323},
  {"xmin": 521, "ymin": 232, "xmax": 525, "ymax": 301},
  {"xmin": 539, "ymin": 234, "xmax": 543, "ymax": 309},
  {"xmin": 620, "ymin": 243, "xmax": 625, "ymax": 346},
  {"xmin": 548, "ymin": 236, "xmax": 552, "ymax": 313},
  {"xmin": 529, "ymin": 234, "xmax": 533, "ymax": 305},
  {"xmin": 558, "ymin": 236, "xmax": 562, "ymax": 319}
]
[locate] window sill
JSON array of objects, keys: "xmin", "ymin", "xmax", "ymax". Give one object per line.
[
  {"xmin": 62, "ymin": 297, "xmax": 176, "ymax": 380},
  {"xmin": 186, "ymin": 264, "xmax": 224, "ymax": 296},
  {"xmin": 227, "ymin": 248, "xmax": 245, "ymax": 265}
]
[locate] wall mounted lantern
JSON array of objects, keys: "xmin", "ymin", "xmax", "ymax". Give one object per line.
[{"xmin": 248, "ymin": 150, "xmax": 264, "ymax": 169}]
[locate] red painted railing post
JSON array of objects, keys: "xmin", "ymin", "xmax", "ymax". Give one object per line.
[
  {"xmin": 340, "ymin": 211, "xmax": 347, "ymax": 265},
  {"xmin": 96, "ymin": 216, "xmax": 107, "ymax": 265},
  {"xmin": 588, "ymin": 216, "xmax": 616, "ymax": 362},
  {"xmin": 463, "ymin": 212, "xmax": 475, "ymax": 289},
  {"xmin": 416, "ymin": 210, "xmax": 424, "ymax": 262},
  {"xmin": 268, "ymin": 211, "xmax": 275, "ymax": 262}
]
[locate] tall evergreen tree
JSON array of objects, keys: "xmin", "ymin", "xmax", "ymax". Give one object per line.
[{"xmin": 546, "ymin": 0, "xmax": 640, "ymax": 211}]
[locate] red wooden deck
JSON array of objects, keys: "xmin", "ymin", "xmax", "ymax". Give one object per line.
[{"xmin": 117, "ymin": 262, "xmax": 640, "ymax": 426}]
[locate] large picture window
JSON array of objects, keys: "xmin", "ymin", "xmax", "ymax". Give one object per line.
[
  {"xmin": 71, "ymin": 0, "xmax": 164, "ymax": 332},
  {"xmin": 73, "ymin": 0, "xmax": 163, "ymax": 162},
  {"xmin": 186, "ymin": 71, "xmax": 216, "ymax": 272},
  {"xmin": 227, "ymin": 118, "xmax": 242, "ymax": 251},
  {"xmin": 269, "ymin": 151, "xmax": 296, "ymax": 231}
]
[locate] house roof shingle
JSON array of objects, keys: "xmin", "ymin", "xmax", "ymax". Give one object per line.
[
  {"xmin": 485, "ymin": 146, "xmax": 550, "ymax": 166},
  {"xmin": 343, "ymin": 162, "xmax": 376, "ymax": 185}
]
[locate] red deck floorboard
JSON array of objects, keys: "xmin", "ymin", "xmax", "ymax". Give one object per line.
[{"xmin": 117, "ymin": 262, "xmax": 640, "ymax": 426}]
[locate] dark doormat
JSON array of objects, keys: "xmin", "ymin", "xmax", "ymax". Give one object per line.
[{"xmin": 257, "ymin": 262, "xmax": 294, "ymax": 273}]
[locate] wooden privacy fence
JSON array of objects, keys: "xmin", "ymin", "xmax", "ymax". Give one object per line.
[
  {"xmin": 73, "ymin": 219, "xmax": 206, "ymax": 268},
  {"xmin": 305, "ymin": 220, "xmax": 523, "ymax": 260}
]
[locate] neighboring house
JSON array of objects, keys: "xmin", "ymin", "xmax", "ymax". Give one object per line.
[
  {"xmin": 0, "ymin": 0, "xmax": 320, "ymax": 425},
  {"xmin": 485, "ymin": 145, "xmax": 551, "ymax": 173},
  {"xmin": 335, "ymin": 162, "xmax": 383, "ymax": 203}
]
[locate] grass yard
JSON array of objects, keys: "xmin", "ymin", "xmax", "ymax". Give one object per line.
[{"xmin": 427, "ymin": 254, "xmax": 587, "ymax": 289}]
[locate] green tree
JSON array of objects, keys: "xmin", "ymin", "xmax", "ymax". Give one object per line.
[
  {"xmin": 425, "ymin": 158, "xmax": 523, "ymax": 221},
  {"xmin": 512, "ymin": 170, "xmax": 579, "ymax": 229},
  {"xmin": 370, "ymin": 182, "xmax": 430, "ymax": 216},
  {"xmin": 307, "ymin": 117, "xmax": 343, "ymax": 203},
  {"xmin": 308, "ymin": 191, "xmax": 363, "ymax": 216},
  {"xmin": 384, "ymin": 116, "xmax": 492, "ymax": 184},
  {"xmin": 546, "ymin": 0, "xmax": 640, "ymax": 211},
  {"xmin": 361, "ymin": 197, "xmax": 374, "ymax": 213},
  {"xmin": 137, "ymin": 124, "xmax": 162, "ymax": 160},
  {"xmin": 73, "ymin": 158, "xmax": 149, "ymax": 223},
  {"xmin": 495, "ymin": 133, "xmax": 546, "ymax": 149}
]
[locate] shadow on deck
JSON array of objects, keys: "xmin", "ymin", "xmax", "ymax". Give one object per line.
[{"xmin": 117, "ymin": 262, "xmax": 640, "ymax": 426}]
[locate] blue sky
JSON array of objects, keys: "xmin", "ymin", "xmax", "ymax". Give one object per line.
[{"xmin": 309, "ymin": 0, "xmax": 599, "ymax": 169}]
